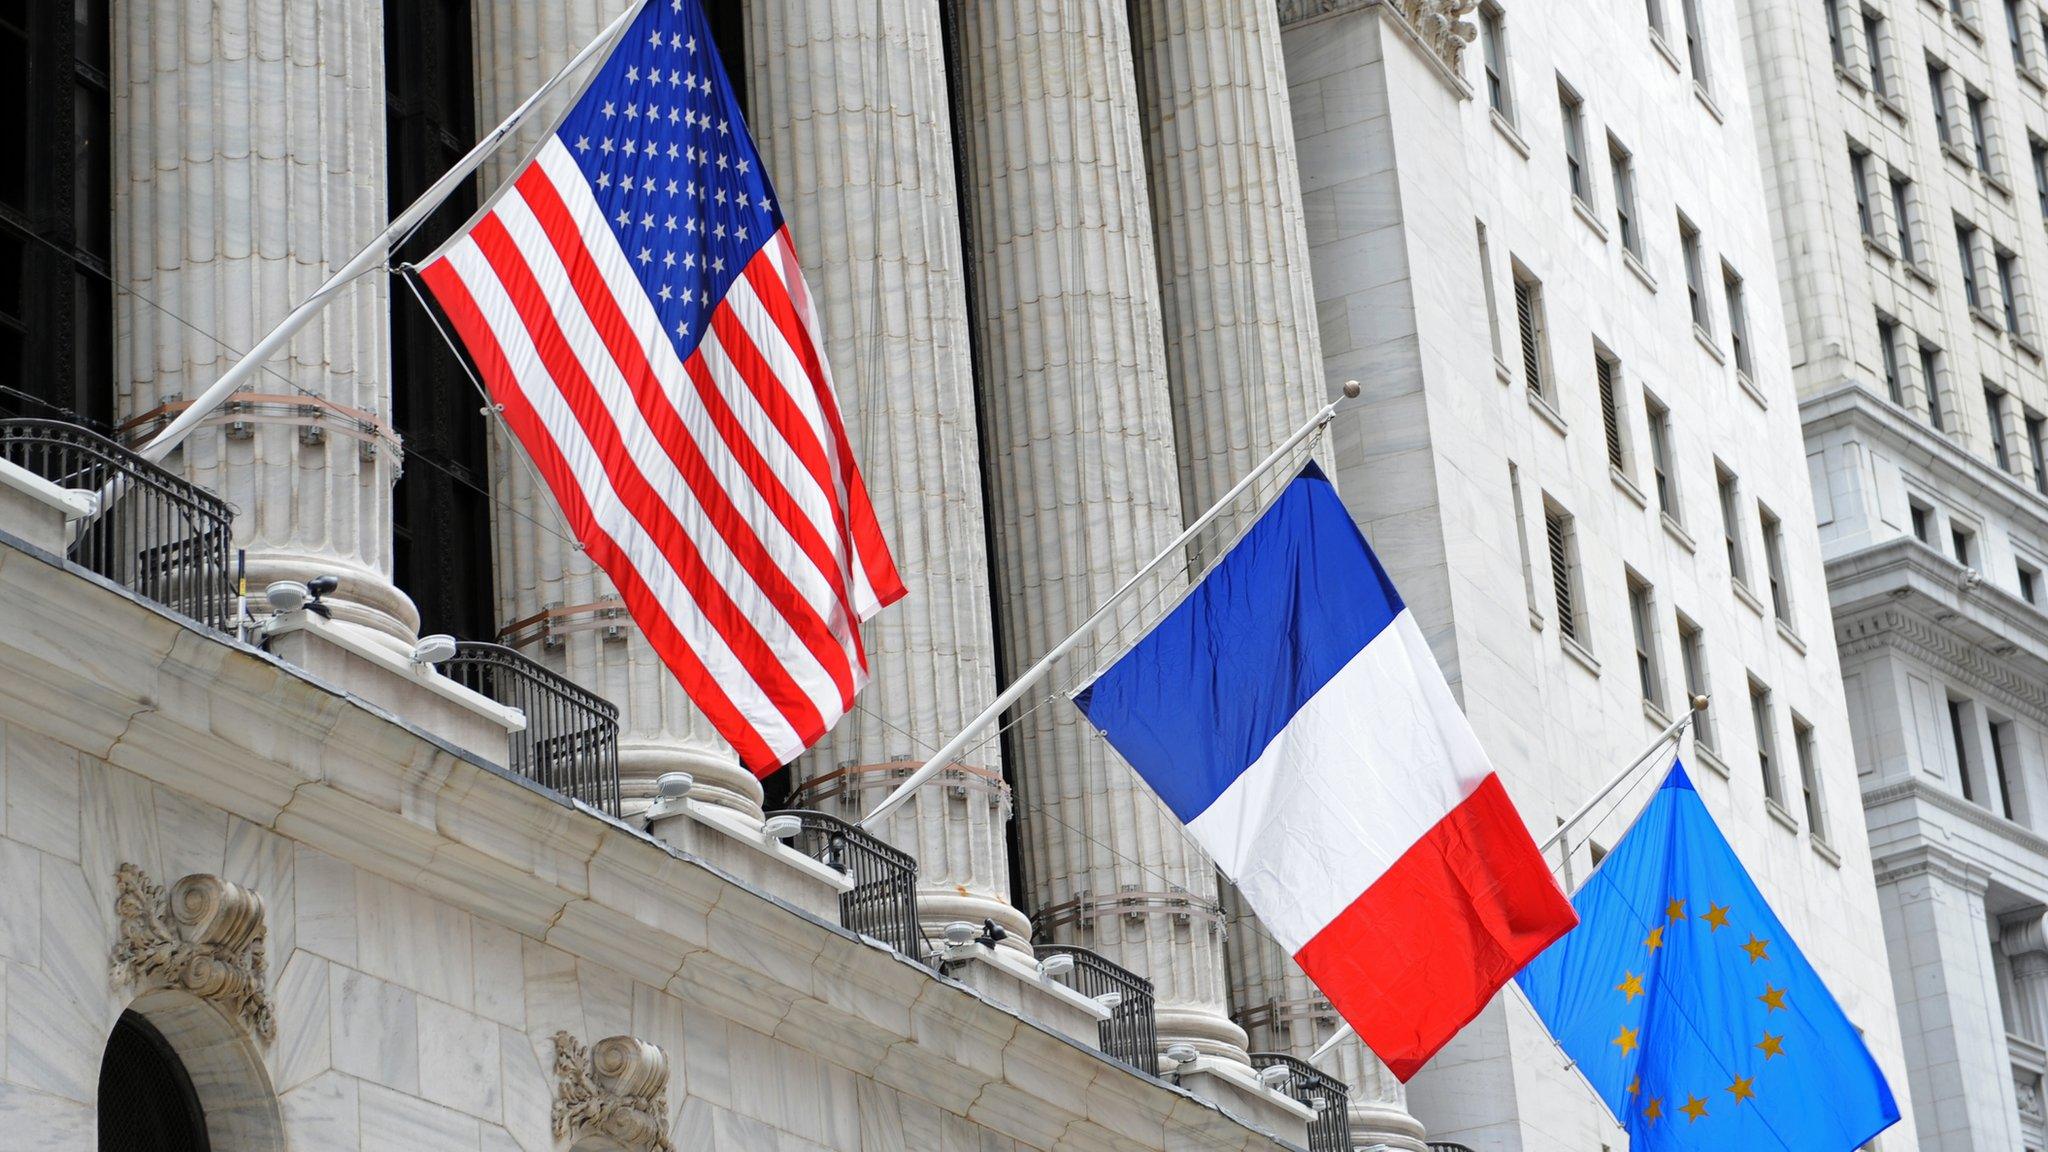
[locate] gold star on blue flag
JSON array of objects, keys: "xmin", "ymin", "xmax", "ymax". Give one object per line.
[{"xmin": 1515, "ymin": 763, "xmax": 1899, "ymax": 1150}]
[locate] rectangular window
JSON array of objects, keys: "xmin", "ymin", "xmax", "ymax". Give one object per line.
[
  {"xmin": 1865, "ymin": 8, "xmax": 1893, "ymax": 97},
  {"xmin": 1681, "ymin": 214, "xmax": 1709, "ymax": 333},
  {"xmin": 1647, "ymin": 0, "xmax": 1667, "ymax": 37},
  {"xmin": 1921, "ymin": 342, "xmax": 1946, "ymax": 430},
  {"xmin": 1560, "ymin": 80, "xmax": 1590, "ymax": 205},
  {"xmin": 1931, "ymin": 59, "xmax": 1953, "ymax": 146},
  {"xmin": 2036, "ymin": 137, "xmax": 2048, "ymax": 220},
  {"xmin": 1546, "ymin": 502, "xmax": 1587, "ymax": 646},
  {"xmin": 1724, "ymin": 262, "xmax": 1753, "ymax": 379},
  {"xmin": 1718, "ymin": 463, "xmax": 1751, "ymax": 587},
  {"xmin": 1999, "ymin": 248, "xmax": 2024, "ymax": 334},
  {"xmin": 1878, "ymin": 313, "xmax": 1904, "ymax": 404},
  {"xmin": 2012, "ymin": 0, "xmax": 2030, "ymax": 66},
  {"xmin": 1829, "ymin": 0, "xmax": 1847, "ymax": 65},
  {"xmin": 1851, "ymin": 145, "xmax": 1875, "ymax": 238},
  {"xmin": 1760, "ymin": 503, "xmax": 1792, "ymax": 626},
  {"xmin": 1959, "ymin": 221, "xmax": 1983, "ymax": 310},
  {"xmin": 1629, "ymin": 572, "xmax": 1665, "ymax": 709},
  {"xmin": 1481, "ymin": 3, "xmax": 1514, "ymax": 121},
  {"xmin": 1611, "ymin": 135, "xmax": 1640, "ymax": 256},
  {"xmin": 1969, "ymin": 89, "xmax": 1993, "ymax": 171},
  {"xmin": 2019, "ymin": 558, "xmax": 2040, "ymax": 604},
  {"xmin": 1910, "ymin": 497, "xmax": 1935, "ymax": 544},
  {"xmin": 1596, "ymin": 346, "xmax": 1630, "ymax": 473},
  {"xmin": 1949, "ymin": 698, "xmax": 1977, "ymax": 803},
  {"xmin": 1891, "ymin": 172, "xmax": 1918, "ymax": 262},
  {"xmin": 1990, "ymin": 718, "xmax": 2017, "ymax": 820},
  {"xmin": 2029, "ymin": 411, "xmax": 2048, "ymax": 494},
  {"xmin": 1478, "ymin": 221, "xmax": 1503, "ymax": 363},
  {"xmin": 1681, "ymin": 0, "xmax": 1710, "ymax": 89},
  {"xmin": 1678, "ymin": 615, "xmax": 1714, "ymax": 751},
  {"xmin": 1989, "ymin": 385, "xmax": 2012, "ymax": 470},
  {"xmin": 1752, "ymin": 679, "xmax": 1782, "ymax": 805},
  {"xmin": 1515, "ymin": 261, "xmax": 1551, "ymax": 401},
  {"xmin": 1511, "ymin": 461, "xmax": 1540, "ymax": 621},
  {"xmin": 1795, "ymin": 716, "xmax": 1827, "ymax": 839},
  {"xmin": 1646, "ymin": 392, "xmax": 1679, "ymax": 518},
  {"xmin": 1953, "ymin": 522, "xmax": 1977, "ymax": 567}
]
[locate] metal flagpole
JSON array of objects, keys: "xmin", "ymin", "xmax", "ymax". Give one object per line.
[
  {"xmin": 128, "ymin": 0, "xmax": 651, "ymax": 467},
  {"xmin": 856, "ymin": 380, "xmax": 1362, "ymax": 832},
  {"xmin": 1304, "ymin": 695, "xmax": 1708, "ymax": 1068}
]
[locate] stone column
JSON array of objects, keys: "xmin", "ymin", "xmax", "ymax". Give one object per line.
[
  {"xmin": 2005, "ymin": 910, "xmax": 2048, "ymax": 1044},
  {"xmin": 744, "ymin": 0, "xmax": 1027, "ymax": 944},
  {"xmin": 471, "ymin": 0, "xmax": 755, "ymax": 817},
  {"xmin": 114, "ymin": 0, "xmax": 418, "ymax": 646},
  {"xmin": 952, "ymin": 0, "xmax": 1246, "ymax": 1063}
]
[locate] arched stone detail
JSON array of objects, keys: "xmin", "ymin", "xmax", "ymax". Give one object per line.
[
  {"xmin": 115, "ymin": 987, "xmax": 287, "ymax": 1152},
  {"xmin": 552, "ymin": 1031, "xmax": 674, "ymax": 1152},
  {"xmin": 109, "ymin": 863, "xmax": 275, "ymax": 1044}
]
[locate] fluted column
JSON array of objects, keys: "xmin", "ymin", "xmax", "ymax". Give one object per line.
[
  {"xmin": 954, "ymin": 0, "xmax": 1246, "ymax": 1063},
  {"xmin": 471, "ymin": 0, "xmax": 755, "ymax": 817},
  {"xmin": 744, "ymin": 0, "xmax": 1027, "ymax": 944},
  {"xmin": 114, "ymin": 0, "xmax": 418, "ymax": 645}
]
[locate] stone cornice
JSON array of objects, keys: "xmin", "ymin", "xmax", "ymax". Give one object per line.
[
  {"xmin": 1863, "ymin": 821, "xmax": 1998, "ymax": 894},
  {"xmin": 0, "ymin": 528, "xmax": 1304, "ymax": 1152},
  {"xmin": 1801, "ymin": 380, "xmax": 2048, "ymax": 535},
  {"xmin": 1866, "ymin": 776, "xmax": 2048, "ymax": 883},
  {"xmin": 1277, "ymin": 0, "xmax": 1477, "ymax": 98}
]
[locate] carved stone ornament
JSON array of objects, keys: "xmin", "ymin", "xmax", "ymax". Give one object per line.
[
  {"xmin": 1395, "ymin": 0, "xmax": 1478, "ymax": 70},
  {"xmin": 110, "ymin": 863, "xmax": 275, "ymax": 1043},
  {"xmin": 552, "ymin": 1031, "xmax": 673, "ymax": 1152}
]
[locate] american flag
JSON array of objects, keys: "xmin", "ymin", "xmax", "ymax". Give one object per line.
[{"xmin": 417, "ymin": 0, "xmax": 904, "ymax": 775}]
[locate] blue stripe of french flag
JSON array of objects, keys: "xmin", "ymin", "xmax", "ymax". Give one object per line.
[{"xmin": 1075, "ymin": 463, "xmax": 1577, "ymax": 1080}]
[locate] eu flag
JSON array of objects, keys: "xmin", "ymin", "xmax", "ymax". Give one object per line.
[{"xmin": 1515, "ymin": 763, "xmax": 1899, "ymax": 1150}]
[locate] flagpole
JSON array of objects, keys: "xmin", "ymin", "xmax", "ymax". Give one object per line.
[
  {"xmin": 129, "ymin": 0, "xmax": 651, "ymax": 466},
  {"xmin": 1303, "ymin": 694, "xmax": 1706, "ymax": 1068},
  {"xmin": 855, "ymin": 380, "xmax": 1361, "ymax": 832}
]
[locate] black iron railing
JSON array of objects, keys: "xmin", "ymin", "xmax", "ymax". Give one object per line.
[
  {"xmin": 0, "ymin": 419, "xmax": 234, "ymax": 632},
  {"xmin": 441, "ymin": 642, "xmax": 621, "ymax": 816},
  {"xmin": 776, "ymin": 809, "xmax": 926, "ymax": 962},
  {"xmin": 1427, "ymin": 1144, "xmax": 1478, "ymax": 1152},
  {"xmin": 1036, "ymin": 944, "xmax": 1160, "ymax": 1075},
  {"xmin": 1250, "ymin": 1052, "xmax": 1352, "ymax": 1152}
]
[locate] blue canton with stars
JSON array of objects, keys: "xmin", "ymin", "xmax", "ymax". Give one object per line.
[{"xmin": 554, "ymin": 0, "xmax": 783, "ymax": 359}]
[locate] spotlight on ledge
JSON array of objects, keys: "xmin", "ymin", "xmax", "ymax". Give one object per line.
[
  {"xmin": 1163, "ymin": 1042, "xmax": 1200, "ymax": 1067},
  {"xmin": 655, "ymin": 772, "xmax": 695, "ymax": 801},
  {"xmin": 761, "ymin": 814, "xmax": 803, "ymax": 840},
  {"xmin": 1036, "ymin": 953, "xmax": 1075, "ymax": 980},
  {"xmin": 1094, "ymin": 991, "xmax": 1123, "ymax": 1011},
  {"xmin": 942, "ymin": 921, "xmax": 978, "ymax": 947},
  {"xmin": 410, "ymin": 634, "xmax": 458, "ymax": 665},
  {"xmin": 1258, "ymin": 1065, "xmax": 1292, "ymax": 1091},
  {"xmin": 264, "ymin": 580, "xmax": 310, "ymax": 614}
]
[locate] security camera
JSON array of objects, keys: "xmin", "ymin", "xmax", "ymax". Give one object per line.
[
  {"xmin": 975, "ymin": 918, "xmax": 1008, "ymax": 948},
  {"xmin": 303, "ymin": 574, "xmax": 340, "ymax": 619}
]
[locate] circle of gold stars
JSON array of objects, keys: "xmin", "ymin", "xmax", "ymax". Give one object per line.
[{"xmin": 1611, "ymin": 897, "xmax": 1785, "ymax": 1129}]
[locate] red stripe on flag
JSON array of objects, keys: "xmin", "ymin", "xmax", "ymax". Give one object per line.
[
  {"xmin": 1292, "ymin": 773, "xmax": 1578, "ymax": 1081},
  {"xmin": 418, "ymin": 255, "xmax": 785, "ymax": 771},
  {"xmin": 463, "ymin": 212, "xmax": 835, "ymax": 744}
]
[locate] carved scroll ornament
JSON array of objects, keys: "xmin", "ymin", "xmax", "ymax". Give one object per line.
[
  {"xmin": 110, "ymin": 863, "xmax": 275, "ymax": 1043},
  {"xmin": 552, "ymin": 1031, "xmax": 674, "ymax": 1152}
]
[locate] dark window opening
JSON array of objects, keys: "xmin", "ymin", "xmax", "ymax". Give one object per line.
[{"xmin": 98, "ymin": 1010, "xmax": 210, "ymax": 1152}]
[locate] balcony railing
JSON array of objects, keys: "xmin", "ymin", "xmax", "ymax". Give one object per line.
[
  {"xmin": 1428, "ymin": 1144, "xmax": 1479, "ymax": 1152},
  {"xmin": 441, "ymin": 642, "xmax": 621, "ymax": 816},
  {"xmin": 1249, "ymin": 1052, "xmax": 1352, "ymax": 1152},
  {"xmin": 774, "ymin": 809, "xmax": 925, "ymax": 963},
  {"xmin": 0, "ymin": 419, "xmax": 234, "ymax": 632},
  {"xmin": 1035, "ymin": 944, "xmax": 1159, "ymax": 1075}
]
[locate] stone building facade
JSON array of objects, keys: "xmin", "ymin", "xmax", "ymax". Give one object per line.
[
  {"xmin": 0, "ymin": 0, "xmax": 1923, "ymax": 1149},
  {"xmin": 1735, "ymin": 0, "xmax": 2048, "ymax": 1145}
]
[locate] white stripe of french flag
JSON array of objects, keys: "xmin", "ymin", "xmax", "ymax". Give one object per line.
[{"xmin": 1075, "ymin": 463, "xmax": 1577, "ymax": 1080}]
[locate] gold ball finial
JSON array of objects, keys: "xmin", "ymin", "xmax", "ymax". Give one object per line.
[{"xmin": 1341, "ymin": 379, "xmax": 1361, "ymax": 399}]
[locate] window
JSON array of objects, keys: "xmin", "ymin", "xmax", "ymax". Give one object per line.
[
  {"xmin": 1949, "ymin": 698, "xmax": 1978, "ymax": 803},
  {"xmin": 1891, "ymin": 172, "xmax": 1919, "ymax": 262},
  {"xmin": 1910, "ymin": 497, "xmax": 1936, "ymax": 544},
  {"xmin": 1959, "ymin": 220, "xmax": 1984, "ymax": 310},
  {"xmin": 2019, "ymin": 558, "xmax": 2041, "ymax": 603},
  {"xmin": 2011, "ymin": 0, "xmax": 2030, "ymax": 66},
  {"xmin": 1953, "ymin": 522, "xmax": 1977, "ymax": 567},
  {"xmin": 1515, "ymin": 261, "xmax": 1552, "ymax": 401},
  {"xmin": 1596, "ymin": 346, "xmax": 1630, "ymax": 472},
  {"xmin": 2036, "ymin": 137, "xmax": 2048, "ymax": 221},
  {"xmin": 1931, "ymin": 59, "xmax": 1953, "ymax": 147},
  {"xmin": 1628, "ymin": 572, "xmax": 1665, "ymax": 709},
  {"xmin": 2029, "ymin": 410, "xmax": 2048, "ymax": 494},
  {"xmin": 1681, "ymin": 0, "xmax": 1710, "ymax": 90},
  {"xmin": 1968, "ymin": 88, "xmax": 1993, "ymax": 172},
  {"xmin": 1752, "ymin": 679, "xmax": 1782, "ymax": 805},
  {"xmin": 1794, "ymin": 716, "xmax": 1827, "ymax": 840},
  {"xmin": 1851, "ymin": 145, "xmax": 1876, "ymax": 238},
  {"xmin": 1646, "ymin": 391, "xmax": 1679, "ymax": 518},
  {"xmin": 1920, "ymin": 342, "xmax": 1946, "ymax": 430},
  {"xmin": 1990, "ymin": 718, "xmax": 2017, "ymax": 820},
  {"xmin": 1511, "ymin": 461, "xmax": 1541, "ymax": 620},
  {"xmin": 1481, "ymin": 3, "xmax": 1514, "ymax": 121},
  {"xmin": 1989, "ymin": 385, "xmax": 2013, "ymax": 470},
  {"xmin": 1611, "ymin": 135, "xmax": 1641, "ymax": 256},
  {"xmin": 99, "ymin": 1010, "xmax": 211, "ymax": 1152},
  {"xmin": 1724, "ymin": 262, "xmax": 1753, "ymax": 379},
  {"xmin": 1829, "ymin": 0, "xmax": 1847, "ymax": 67},
  {"xmin": 1647, "ymin": 0, "xmax": 1667, "ymax": 38},
  {"xmin": 1681, "ymin": 214, "xmax": 1710, "ymax": 333},
  {"xmin": 1878, "ymin": 313, "xmax": 1904, "ymax": 404},
  {"xmin": 1760, "ymin": 504, "xmax": 1793, "ymax": 626},
  {"xmin": 1678, "ymin": 615, "xmax": 1714, "ymax": 750},
  {"xmin": 1718, "ymin": 463, "xmax": 1751, "ymax": 587},
  {"xmin": 1478, "ymin": 221, "xmax": 1503, "ymax": 363},
  {"xmin": 1560, "ymin": 80, "xmax": 1591, "ymax": 205},
  {"xmin": 1999, "ymin": 248, "xmax": 2025, "ymax": 335},
  {"xmin": 1865, "ymin": 8, "xmax": 1893, "ymax": 97},
  {"xmin": 1546, "ymin": 502, "xmax": 1587, "ymax": 647}
]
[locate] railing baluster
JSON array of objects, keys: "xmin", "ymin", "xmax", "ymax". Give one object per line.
[{"xmin": 440, "ymin": 641, "xmax": 620, "ymax": 817}]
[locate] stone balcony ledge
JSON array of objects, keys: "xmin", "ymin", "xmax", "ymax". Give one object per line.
[{"xmin": 0, "ymin": 497, "xmax": 1312, "ymax": 1151}]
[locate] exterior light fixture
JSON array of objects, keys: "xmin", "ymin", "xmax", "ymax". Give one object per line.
[
  {"xmin": 1036, "ymin": 953, "xmax": 1075, "ymax": 979},
  {"xmin": 411, "ymin": 634, "xmax": 457, "ymax": 665},
  {"xmin": 761, "ymin": 814, "xmax": 803, "ymax": 840},
  {"xmin": 942, "ymin": 921, "xmax": 978, "ymax": 947}
]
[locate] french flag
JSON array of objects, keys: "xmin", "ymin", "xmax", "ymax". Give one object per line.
[{"xmin": 1075, "ymin": 464, "xmax": 1577, "ymax": 1080}]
